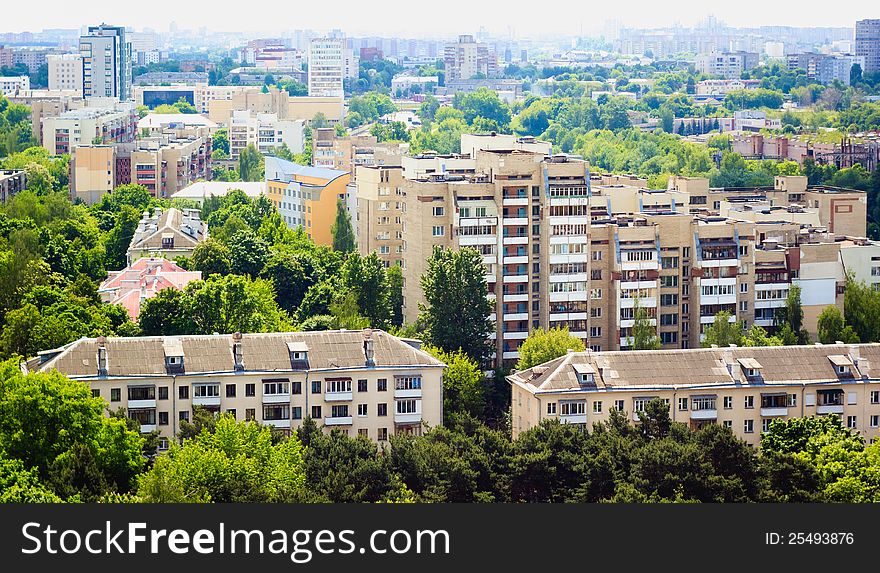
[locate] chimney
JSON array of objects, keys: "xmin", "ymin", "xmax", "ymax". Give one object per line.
[
  {"xmin": 363, "ymin": 328, "xmax": 375, "ymax": 367},
  {"xmin": 96, "ymin": 335, "xmax": 108, "ymax": 377},
  {"xmin": 232, "ymin": 332, "xmax": 244, "ymax": 371}
]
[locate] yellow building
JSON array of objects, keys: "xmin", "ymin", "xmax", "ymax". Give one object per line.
[{"xmin": 265, "ymin": 156, "xmax": 352, "ymax": 246}]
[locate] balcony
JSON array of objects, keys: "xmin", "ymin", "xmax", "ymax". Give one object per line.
[
  {"xmin": 619, "ymin": 297, "xmax": 657, "ymax": 309},
  {"xmin": 503, "ymin": 312, "xmax": 529, "ymax": 321},
  {"xmin": 502, "ymin": 274, "xmax": 529, "ymax": 283},
  {"xmin": 761, "ymin": 407, "xmax": 788, "ymax": 417},
  {"xmin": 690, "ymin": 409, "xmax": 718, "ymax": 420},
  {"xmin": 620, "ymin": 280, "xmax": 656, "ymax": 290},
  {"xmin": 325, "ymin": 416, "xmax": 353, "ymax": 426},
  {"xmin": 395, "ymin": 388, "xmax": 422, "ymax": 399},
  {"xmin": 263, "ymin": 419, "xmax": 291, "ymax": 429},
  {"xmin": 192, "ymin": 395, "xmax": 221, "ymax": 407},
  {"xmin": 816, "ymin": 404, "xmax": 844, "ymax": 415},
  {"xmin": 128, "ymin": 398, "xmax": 156, "ymax": 409},
  {"xmin": 502, "ymin": 217, "xmax": 529, "ymax": 226},
  {"xmin": 459, "ymin": 235, "xmax": 497, "ymax": 246},
  {"xmin": 502, "ymin": 197, "xmax": 529, "ymax": 206},
  {"xmin": 503, "ymin": 255, "xmax": 529, "ymax": 264},
  {"xmin": 502, "ymin": 331, "xmax": 529, "ymax": 340},
  {"xmin": 502, "ymin": 351, "xmax": 520, "ymax": 360},
  {"xmin": 325, "ymin": 391, "xmax": 353, "ymax": 402},
  {"xmin": 262, "ymin": 393, "xmax": 290, "ymax": 404},
  {"xmin": 503, "ymin": 293, "xmax": 529, "ymax": 302},
  {"xmin": 700, "ymin": 258, "xmax": 739, "ymax": 268},
  {"xmin": 560, "ymin": 414, "xmax": 588, "ymax": 425},
  {"xmin": 502, "ymin": 236, "xmax": 528, "ymax": 245},
  {"xmin": 394, "ymin": 412, "xmax": 421, "ymax": 424}
]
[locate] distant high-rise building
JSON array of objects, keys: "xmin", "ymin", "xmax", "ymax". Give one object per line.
[
  {"xmin": 444, "ymin": 35, "xmax": 497, "ymax": 81},
  {"xmin": 855, "ymin": 19, "xmax": 880, "ymax": 74},
  {"xmin": 47, "ymin": 53, "xmax": 83, "ymax": 93},
  {"xmin": 308, "ymin": 37, "xmax": 345, "ymax": 98},
  {"xmin": 80, "ymin": 24, "xmax": 132, "ymax": 100}
]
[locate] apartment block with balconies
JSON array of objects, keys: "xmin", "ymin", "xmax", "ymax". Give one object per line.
[
  {"xmin": 509, "ymin": 343, "xmax": 880, "ymax": 446},
  {"xmin": 28, "ymin": 329, "xmax": 445, "ymax": 449}
]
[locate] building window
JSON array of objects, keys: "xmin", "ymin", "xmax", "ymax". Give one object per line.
[
  {"xmin": 739, "ymin": 300, "xmax": 748, "ymax": 312},
  {"xmin": 378, "ymin": 403, "xmax": 388, "ymax": 417},
  {"xmin": 311, "ymin": 380, "xmax": 321, "ymax": 394},
  {"xmin": 723, "ymin": 396, "xmax": 733, "ymax": 409},
  {"xmin": 245, "ymin": 408, "xmax": 255, "ymax": 421},
  {"xmin": 245, "ymin": 383, "xmax": 255, "ymax": 397},
  {"xmin": 158, "ymin": 411, "xmax": 169, "ymax": 426},
  {"xmin": 744, "ymin": 395, "xmax": 754, "ymax": 409},
  {"xmin": 613, "ymin": 399, "xmax": 625, "ymax": 412},
  {"xmin": 91, "ymin": 388, "xmax": 101, "ymax": 398},
  {"xmin": 292, "ymin": 381, "xmax": 302, "ymax": 394},
  {"xmin": 358, "ymin": 404, "xmax": 368, "ymax": 417},
  {"xmin": 547, "ymin": 402, "xmax": 556, "ymax": 415},
  {"xmin": 593, "ymin": 401, "xmax": 602, "ymax": 414},
  {"xmin": 358, "ymin": 379, "xmax": 368, "ymax": 392},
  {"xmin": 109, "ymin": 388, "xmax": 120, "ymax": 402},
  {"xmin": 590, "ymin": 326, "xmax": 602, "ymax": 338},
  {"xmin": 871, "ymin": 415, "xmax": 879, "ymax": 428},
  {"xmin": 740, "ymin": 283, "xmax": 748, "ymax": 294},
  {"xmin": 762, "ymin": 418, "xmax": 772, "ymax": 433},
  {"xmin": 678, "ymin": 397, "xmax": 688, "ymax": 411},
  {"xmin": 179, "ymin": 411, "xmax": 190, "ymax": 423},
  {"xmin": 591, "ymin": 250, "xmax": 602, "ymax": 261},
  {"xmin": 722, "ymin": 420, "xmax": 733, "ymax": 429},
  {"xmin": 326, "ymin": 379, "xmax": 352, "ymax": 393},
  {"xmin": 226, "ymin": 384, "xmax": 236, "ymax": 398},
  {"xmin": 744, "ymin": 419, "xmax": 754, "ymax": 433},
  {"xmin": 377, "ymin": 378, "xmax": 387, "ymax": 392},
  {"xmin": 847, "ymin": 415, "xmax": 857, "ymax": 429},
  {"xmin": 432, "ymin": 206, "xmax": 444, "ymax": 216},
  {"xmin": 158, "ymin": 438, "xmax": 169, "ymax": 451},
  {"xmin": 789, "ymin": 394, "xmax": 797, "ymax": 407},
  {"xmin": 311, "ymin": 406, "xmax": 322, "ymax": 419},
  {"xmin": 158, "ymin": 386, "xmax": 168, "ymax": 400},
  {"xmin": 176, "ymin": 386, "xmax": 188, "ymax": 400},
  {"xmin": 291, "ymin": 407, "xmax": 302, "ymax": 420},
  {"xmin": 358, "ymin": 428, "xmax": 369, "ymax": 437},
  {"xmin": 432, "ymin": 226, "xmax": 445, "ymax": 237},
  {"xmin": 871, "ymin": 390, "xmax": 879, "ymax": 404},
  {"xmin": 378, "ymin": 428, "xmax": 388, "ymax": 441}
]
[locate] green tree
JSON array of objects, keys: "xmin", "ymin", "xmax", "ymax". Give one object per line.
[
  {"xmin": 190, "ymin": 238, "xmax": 232, "ymax": 277},
  {"xmin": 387, "ymin": 264, "xmax": 404, "ymax": 327},
  {"xmin": 330, "ymin": 197, "xmax": 356, "ymax": 253},
  {"xmin": 419, "ymin": 246, "xmax": 494, "ymax": 363},
  {"xmin": 212, "ymin": 128, "xmax": 229, "ymax": 154},
  {"xmin": 425, "ymin": 345, "xmax": 485, "ymax": 420},
  {"xmin": 515, "ymin": 327, "xmax": 585, "ymax": 370},
  {"xmin": 340, "ymin": 252, "xmax": 390, "ymax": 328},
  {"xmin": 226, "ymin": 228, "xmax": 269, "ymax": 277},
  {"xmin": 103, "ymin": 205, "xmax": 141, "ymax": 270},
  {"xmin": 816, "ymin": 305, "xmax": 859, "ymax": 344},
  {"xmin": 138, "ymin": 414, "xmax": 306, "ymax": 502},
  {"xmin": 629, "ymin": 303, "xmax": 661, "ymax": 350},
  {"xmin": 238, "ymin": 144, "xmax": 263, "ymax": 182},
  {"xmin": 701, "ymin": 311, "xmax": 743, "ymax": 347}
]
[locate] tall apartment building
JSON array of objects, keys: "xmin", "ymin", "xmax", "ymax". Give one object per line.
[
  {"xmin": 444, "ymin": 35, "xmax": 497, "ymax": 81},
  {"xmin": 509, "ymin": 343, "xmax": 880, "ymax": 446},
  {"xmin": 28, "ymin": 329, "xmax": 445, "ymax": 447},
  {"xmin": 0, "ymin": 75, "xmax": 30, "ymax": 95},
  {"xmin": 47, "ymin": 54, "xmax": 84, "ymax": 93},
  {"xmin": 382, "ymin": 135, "xmax": 864, "ymax": 365},
  {"xmin": 695, "ymin": 51, "xmax": 759, "ymax": 79},
  {"xmin": 8, "ymin": 89, "xmax": 85, "ymax": 144},
  {"xmin": 228, "ymin": 110, "xmax": 305, "ymax": 159},
  {"xmin": 312, "ymin": 128, "xmax": 408, "ymax": 175},
  {"xmin": 786, "ymin": 52, "xmax": 864, "ymax": 85},
  {"xmin": 80, "ymin": 24, "xmax": 132, "ymax": 100},
  {"xmin": 205, "ymin": 85, "xmax": 344, "ymax": 126},
  {"xmin": 41, "ymin": 100, "xmax": 138, "ymax": 155},
  {"xmin": 855, "ymin": 19, "xmax": 880, "ymax": 74},
  {"xmin": 0, "ymin": 169, "xmax": 27, "ymax": 202},
  {"xmin": 308, "ymin": 38, "xmax": 345, "ymax": 97},
  {"xmin": 265, "ymin": 156, "xmax": 351, "ymax": 244}
]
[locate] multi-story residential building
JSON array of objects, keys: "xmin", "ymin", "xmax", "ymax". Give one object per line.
[
  {"xmin": 11, "ymin": 47, "xmax": 62, "ymax": 74},
  {"xmin": 47, "ymin": 54, "xmax": 83, "ymax": 93},
  {"xmin": 308, "ymin": 38, "xmax": 345, "ymax": 98},
  {"xmin": 0, "ymin": 75, "xmax": 30, "ymax": 95},
  {"xmin": 8, "ymin": 89, "xmax": 86, "ymax": 144},
  {"xmin": 170, "ymin": 181, "xmax": 265, "ymax": 206},
  {"xmin": 786, "ymin": 52, "xmax": 864, "ymax": 85},
  {"xmin": 695, "ymin": 51, "xmax": 759, "ymax": 79},
  {"xmin": 356, "ymin": 165, "xmax": 406, "ymax": 268},
  {"xmin": 0, "ymin": 45, "xmax": 12, "ymax": 68},
  {"xmin": 840, "ymin": 238, "xmax": 880, "ymax": 292},
  {"xmin": 136, "ymin": 113, "xmax": 218, "ymax": 137},
  {"xmin": 444, "ymin": 35, "xmax": 497, "ymax": 81},
  {"xmin": 0, "ymin": 169, "xmax": 27, "ymax": 202},
  {"xmin": 127, "ymin": 207, "xmax": 208, "ymax": 264},
  {"xmin": 855, "ymin": 19, "xmax": 880, "ymax": 74},
  {"xmin": 98, "ymin": 257, "xmax": 202, "ymax": 320},
  {"xmin": 41, "ymin": 100, "xmax": 138, "ymax": 155},
  {"xmin": 509, "ymin": 343, "xmax": 880, "ymax": 446},
  {"xmin": 80, "ymin": 24, "xmax": 131, "ymax": 100},
  {"xmin": 695, "ymin": 79, "xmax": 761, "ymax": 96},
  {"xmin": 205, "ymin": 85, "xmax": 344, "ymax": 126},
  {"xmin": 312, "ymin": 128, "xmax": 408, "ymax": 175},
  {"xmin": 228, "ymin": 110, "xmax": 305, "ymax": 159},
  {"xmin": 28, "ymin": 329, "xmax": 445, "ymax": 447},
  {"xmin": 390, "ymin": 73, "xmax": 439, "ymax": 95},
  {"xmin": 265, "ymin": 156, "xmax": 352, "ymax": 243}
]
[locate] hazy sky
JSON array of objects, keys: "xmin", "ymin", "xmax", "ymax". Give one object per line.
[{"xmin": 3, "ymin": 1, "xmax": 877, "ymax": 37}]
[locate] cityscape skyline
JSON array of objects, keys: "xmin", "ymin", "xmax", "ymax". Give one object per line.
[{"xmin": 1, "ymin": 3, "xmax": 875, "ymax": 38}]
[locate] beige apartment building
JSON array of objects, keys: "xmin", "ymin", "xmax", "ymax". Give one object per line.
[
  {"xmin": 47, "ymin": 54, "xmax": 83, "ymax": 93},
  {"xmin": 206, "ymin": 86, "xmax": 344, "ymax": 126},
  {"xmin": 360, "ymin": 135, "xmax": 864, "ymax": 365},
  {"xmin": 8, "ymin": 89, "xmax": 86, "ymax": 144},
  {"xmin": 127, "ymin": 207, "xmax": 208, "ymax": 264},
  {"xmin": 509, "ymin": 343, "xmax": 880, "ymax": 447},
  {"xmin": 41, "ymin": 101, "xmax": 139, "ymax": 155},
  {"xmin": 28, "ymin": 329, "xmax": 445, "ymax": 448},
  {"xmin": 312, "ymin": 128, "xmax": 408, "ymax": 176}
]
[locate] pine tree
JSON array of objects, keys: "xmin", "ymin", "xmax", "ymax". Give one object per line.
[{"xmin": 330, "ymin": 198, "xmax": 356, "ymax": 253}]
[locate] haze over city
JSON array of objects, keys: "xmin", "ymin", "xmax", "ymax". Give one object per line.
[{"xmin": 3, "ymin": 2, "xmax": 878, "ymax": 36}]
